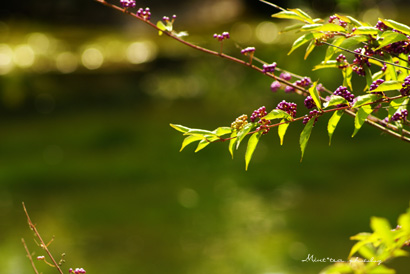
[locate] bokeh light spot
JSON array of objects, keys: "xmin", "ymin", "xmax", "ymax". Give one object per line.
[
  {"xmin": 13, "ymin": 44, "xmax": 35, "ymax": 68},
  {"xmin": 126, "ymin": 41, "xmax": 157, "ymax": 64},
  {"xmin": 0, "ymin": 44, "xmax": 14, "ymax": 74},
  {"xmin": 256, "ymin": 21, "xmax": 278, "ymax": 44},
  {"xmin": 56, "ymin": 52, "xmax": 78, "ymax": 73},
  {"xmin": 81, "ymin": 47, "xmax": 104, "ymax": 70}
]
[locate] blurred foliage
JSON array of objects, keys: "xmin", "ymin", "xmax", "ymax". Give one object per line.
[{"xmin": 1, "ymin": 1, "xmax": 410, "ymax": 274}]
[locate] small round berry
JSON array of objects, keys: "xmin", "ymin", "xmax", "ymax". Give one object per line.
[{"xmin": 270, "ymin": 81, "xmax": 281, "ymax": 92}]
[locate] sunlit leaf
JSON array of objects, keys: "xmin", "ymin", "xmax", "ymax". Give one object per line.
[
  {"xmin": 371, "ymin": 217, "xmax": 394, "ymax": 244},
  {"xmin": 388, "ymin": 97, "xmax": 408, "ymax": 118},
  {"xmin": 364, "ymin": 65, "xmax": 373, "ymax": 91},
  {"xmin": 170, "ymin": 123, "xmax": 191, "ymax": 133},
  {"xmin": 228, "ymin": 131, "xmax": 237, "ymax": 159},
  {"xmin": 280, "ymin": 23, "xmax": 305, "ymax": 33},
  {"xmin": 304, "ymin": 40, "xmax": 316, "ymax": 59},
  {"xmin": 366, "ymin": 265, "xmax": 395, "ymax": 274},
  {"xmin": 353, "ymin": 26, "xmax": 380, "ymax": 35},
  {"xmin": 323, "ymin": 95, "xmax": 348, "ymax": 109},
  {"xmin": 339, "ymin": 35, "xmax": 368, "ymax": 49},
  {"xmin": 288, "ymin": 8, "xmax": 314, "ymax": 24},
  {"xmin": 288, "ymin": 33, "xmax": 318, "ymax": 55},
  {"xmin": 245, "ymin": 131, "xmax": 262, "ymax": 170},
  {"xmin": 343, "ymin": 66, "xmax": 353, "ymax": 90},
  {"xmin": 308, "ymin": 81, "xmax": 321, "ymax": 110},
  {"xmin": 302, "ymin": 23, "xmax": 346, "ymax": 32},
  {"xmin": 278, "ymin": 119, "xmax": 290, "ymax": 145},
  {"xmin": 324, "ymin": 36, "xmax": 346, "ymax": 62},
  {"xmin": 313, "ymin": 60, "xmax": 338, "ymax": 70},
  {"xmin": 214, "ymin": 126, "xmax": 232, "ymax": 136},
  {"xmin": 346, "ymin": 15, "xmax": 365, "ymax": 27},
  {"xmin": 187, "ymin": 128, "xmax": 218, "ymax": 136},
  {"xmin": 353, "ymin": 94, "xmax": 382, "ymax": 108},
  {"xmin": 272, "ymin": 10, "xmax": 312, "ymax": 23},
  {"xmin": 358, "ymin": 244, "xmax": 377, "ymax": 260},
  {"xmin": 350, "ymin": 232, "xmax": 373, "ymax": 241},
  {"xmin": 384, "ymin": 54, "xmax": 397, "ymax": 81},
  {"xmin": 368, "ymin": 80, "xmax": 403, "ymax": 93},
  {"xmin": 180, "ymin": 135, "xmax": 204, "ymax": 151},
  {"xmin": 376, "ymin": 31, "xmax": 408, "ymax": 50},
  {"xmin": 236, "ymin": 122, "xmax": 255, "ymax": 149},
  {"xmin": 380, "ymin": 18, "xmax": 410, "ymax": 36},
  {"xmin": 263, "ymin": 109, "xmax": 292, "ymax": 120},
  {"xmin": 157, "ymin": 21, "xmax": 167, "ymax": 36},
  {"xmin": 195, "ymin": 139, "xmax": 210, "ymax": 152},
  {"xmin": 352, "ymin": 105, "xmax": 373, "ymax": 137},
  {"xmin": 327, "ymin": 110, "xmax": 344, "ymax": 145},
  {"xmin": 300, "ymin": 116, "xmax": 316, "ymax": 162}
]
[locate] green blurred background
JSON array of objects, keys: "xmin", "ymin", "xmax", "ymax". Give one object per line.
[{"xmin": 1, "ymin": 0, "xmax": 410, "ymax": 273}]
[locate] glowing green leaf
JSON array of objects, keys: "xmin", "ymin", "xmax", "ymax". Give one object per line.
[
  {"xmin": 170, "ymin": 123, "xmax": 190, "ymax": 133},
  {"xmin": 380, "ymin": 18, "xmax": 410, "ymax": 36},
  {"xmin": 180, "ymin": 135, "xmax": 204, "ymax": 151},
  {"xmin": 368, "ymin": 80, "xmax": 403, "ymax": 93},
  {"xmin": 308, "ymin": 81, "xmax": 322, "ymax": 110},
  {"xmin": 300, "ymin": 116, "xmax": 316, "ymax": 162},
  {"xmin": 376, "ymin": 30, "xmax": 408, "ymax": 50},
  {"xmin": 263, "ymin": 109, "xmax": 292, "ymax": 120},
  {"xmin": 245, "ymin": 131, "xmax": 262, "ymax": 170},
  {"xmin": 236, "ymin": 122, "xmax": 255, "ymax": 149},
  {"xmin": 352, "ymin": 105, "xmax": 373, "ymax": 137},
  {"xmin": 228, "ymin": 131, "xmax": 237, "ymax": 159},
  {"xmin": 353, "ymin": 26, "xmax": 380, "ymax": 35},
  {"xmin": 327, "ymin": 110, "xmax": 344, "ymax": 146},
  {"xmin": 278, "ymin": 120, "xmax": 289, "ymax": 145},
  {"xmin": 353, "ymin": 94, "xmax": 382, "ymax": 108}
]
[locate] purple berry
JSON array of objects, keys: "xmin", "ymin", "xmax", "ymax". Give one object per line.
[
  {"xmin": 333, "ymin": 86, "xmax": 355, "ymax": 103},
  {"xmin": 303, "ymin": 110, "xmax": 319, "ymax": 125},
  {"xmin": 262, "ymin": 63, "xmax": 277, "ymax": 73},
  {"xmin": 276, "ymin": 100, "xmax": 297, "ymax": 118},
  {"xmin": 280, "ymin": 72, "xmax": 292, "ymax": 81},
  {"xmin": 304, "ymin": 96, "xmax": 316, "ymax": 109},
  {"xmin": 270, "ymin": 81, "xmax": 281, "ymax": 92},
  {"xmin": 250, "ymin": 106, "xmax": 267, "ymax": 123}
]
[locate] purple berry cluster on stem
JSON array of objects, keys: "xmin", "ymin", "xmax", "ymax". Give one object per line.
[
  {"xmin": 352, "ymin": 48, "xmax": 370, "ymax": 76},
  {"xmin": 250, "ymin": 106, "xmax": 267, "ymax": 123},
  {"xmin": 137, "ymin": 7, "xmax": 151, "ymax": 20},
  {"xmin": 329, "ymin": 15, "xmax": 347, "ymax": 28},
  {"xmin": 241, "ymin": 47, "xmax": 255, "ymax": 55},
  {"xmin": 213, "ymin": 32, "xmax": 230, "ymax": 41},
  {"xmin": 391, "ymin": 109, "xmax": 408, "ymax": 122},
  {"xmin": 284, "ymin": 86, "xmax": 295, "ymax": 93},
  {"xmin": 303, "ymin": 110, "xmax": 319, "ymax": 125},
  {"xmin": 270, "ymin": 81, "xmax": 281, "ymax": 92},
  {"xmin": 295, "ymin": 77, "xmax": 312, "ymax": 88},
  {"xmin": 304, "ymin": 95, "xmax": 316, "ymax": 109},
  {"xmin": 280, "ymin": 72, "xmax": 292, "ymax": 81},
  {"xmin": 369, "ymin": 79, "xmax": 385, "ymax": 94},
  {"xmin": 375, "ymin": 20, "xmax": 388, "ymax": 31},
  {"xmin": 333, "ymin": 86, "xmax": 355, "ymax": 103},
  {"xmin": 257, "ymin": 119, "xmax": 271, "ymax": 134},
  {"xmin": 69, "ymin": 268, "xmax": 86, "ymax": 274},
  {"xmin": 262, "ymin": 63, "xmax": 277, "ymax": 73},
  {"xmin": 400, "ymin": 75, "xmax": 410, "ymax": 96},
  {"xmin": 336, "ymin": 54, "xmax": 348, "ymax": 69},
  {"xmin": 120, "ymin": 0, "xmax": 136, "ymax": 8},
  {"xmin": 163, "ymin": 14, "xmax": 177, "ymax": 23},
  {"xmin": 276, "ymin": 100, "xmax": 297, "ymax": 118}
]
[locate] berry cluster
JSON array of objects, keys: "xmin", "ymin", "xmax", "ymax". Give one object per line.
[
  {"xmin": 256, "ymin": 119, "xmax": 271, "ymax": 134},
  {"xmin": 303, "ymin": 110, "xmax": 319, "ymax": 125},
  {"xmin": 231, "ymin": 114, "xmax": 248, "ymax": 130},
  {"xmin": 262, "ymin": 62, "xmax": 277, "ymax": 73},
  {"xmin": 163, "ymin": 15, "xmax": 177, "ymax": 23},
  {"xmin": 333, "ymin": 86, "xmax": 355, "ymax": 103},
  {"xmin": 391, "ymin": 109, "xmax": 408, "ymax": 122},
  {"xmin": 375, "ymin": 20, "xmax": 388, "ymax": 31},
  {"xmin": 295, "ymin": 77, "xmax": 312, "ymax": 87},
  {"xmin": 329, "ymin": 15, "xmax": 347, "ymax": 28},
  {"xmin": 120, "ymin": 0, "xmax": 136, "ymax": 8},
  {"xmin": 304, "ymin": 95, "xmax": 316, "ymax": 109},
  {"xmin": 383, "ymin": 38, "xmax": 410, "ymax": 55},
  {"xmin": 250, "ymin": 106, "xmax": 267, "ymax": 122},
  {"xmin": 241, "ymin": 47, "xmax": 255, "ymax": 55},
  {"xmin": 284, "ymin": 86, "xmax": 295, "ymax": 93},
  {"xmin": 213, "ymin": 32, "xmax": 230, "ymax": 41},
  {"xmin": 276, "ymin": 100, "xmax": 297, "ymax": 118},
  {"xmin": 270, "ymin": 81, "xmax": 281, "ymax": 92},
  {"xmin": 69, "ymin": 268, "xmax": 86, "ymax": 274},
  {"xmin": 137, "ymin": 7, "xmax": 151, "ymax": 20},
  {"xmin": 336, "ymin": 54, "xmax": 348, "ymax": 69},
  {"xmin": 279, "ymin": 72, "xmax": 292, "ymax": 81},
  {"xmin": 352, "ymin": 48, "xmax": 371, "ymax": 76},
  {"xmin": 400, "ymin": 75, "xmax": 410, "ymax": 96},
  {"xmin": 369, "ymin": 79, "xmax": 385, "ymax": 93}
]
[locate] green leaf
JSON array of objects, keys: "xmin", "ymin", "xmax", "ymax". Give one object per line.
[
  {"xmin": 313, "ymin": 60, "xmax": 338, "ymax": 70},
  {"xmin": 213, "ymin": 126, "xmax": 232, "ymax": 136},
  {"xmin": 288, "ymin": 33, "xmax": 316, "ymax": 55},
  {"xmin": 236, "ymin": 122, "xmax": 255, "ymax": 149},
  {"xmin": 352, "ymin": 105, "xmax": 373, "ymax": 137},
  {"xmin": 263, "ymin": 109, "xmax": 292, "ymax": 120},
  {"xmin": 180, "ymin": 135, "xmax": 204, "ymax": 151},
  {"xmin": 357, "ymin": 244, "xmax": 377, "ymax": 260},
  {"xmin": 304, "ymin": 39, "xmax": 316, "ymax": 59},
  {"xmin": 324, "ymin": 36, "xmax": 346, "ymax": 62},
  {"xmin": 323, "ymin": 95, "xmax": 348, "ymax": 109},
  {"xmin": 343, "ymin": 66, "xmax": 353, "ymax": 90},
  {"xmin": 368, "ymin": 80, "xmax": 403, "ymax": 93},
  {"xmin": 398, "ymin": 210, "xmax": 410, "ymax": 232},
  {"xmin": 327, "ymin": 110, "xmax": 344, "ymax": 145},
  {"xmin": 279, "ymin": 23, "xmax": 305, "ymax": 33},
  {"xmin": 364, "ymin": 65, "xmax": 373, "ymax": 91},
  {"xmin": 288, "ymin": 8, "xmax": 314, "ymax": 24},
  {"xmin": 300, "ymin": 116, "xmax": 316, "ymax": 162},
  {"xmin": 170, "ymin": 123, "xmax": 191, "ymax": 133},
  {"xmin": 380, "ymin": 18, "xmax": 410, "ymax": 36},
  {"xmin": 245, "ymin": 131, "xmax": 262, "ymax": 170},
  {"xmin": 371, "ymin": 217, "xmax": 394, "ymax": 244},
  {"xmin": 195, "ymin": 139, "xmax": 210, "ymax": 152},
  {"xmin": 301, "ymin": 23, "xmax": 346, "ymax": 32},
  {"xmin": 187, "ymin": 128, "xmax": 218, "ymax": 136},
  {"xmin": 350, "ymin": 232, "xmax": 373, "ymax": 241},
  {"xmin": 353, "ymin": 94, "xmax": 382, "ymax": 108},
  {"xmin": 272, "ymin": 10, "xmax": 312, "ymax": 23},
  {"xmin": 308, "ymin": 81, "xmax": 322, "ymax": 110},
  {"xmin": 388, "ymin": 97, "xmax": 408, "ymax": 118},
  {"xmin": 339, "ymin": 35, "xmax": 368, "ymax": 49},
  {"xmin": 353, "ymin": 26, "xmax": 380, "ymax": 35},
  {"xmin": 384, "ymin": 54, "xmax": 398, "ymax": 81},
  {"xmin": 228, "ymin": 131, "xmax": 237, "ymax": 159},
  {"xmin": 278, "ymin": 119, "xmax": 290, "ymax": 145},
  {"xmin": 345, "ymin": 15, "xmax": 365, "ymax": 27},
  {"xmin": 157, "ymin": 21, "xmax": 167, "ymax": 36},
  {"xmin": 376, "ymin": 30, "xmax": 408, "ymax": 50}
]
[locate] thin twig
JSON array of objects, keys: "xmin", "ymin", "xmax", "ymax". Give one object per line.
[
  {"xmin": 22, "ymin": 238, "xmax": 40, "ymax": 274},
  {"xmin": 22, "ymin": 202, "xmax": 64, "ymax": 274}
]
